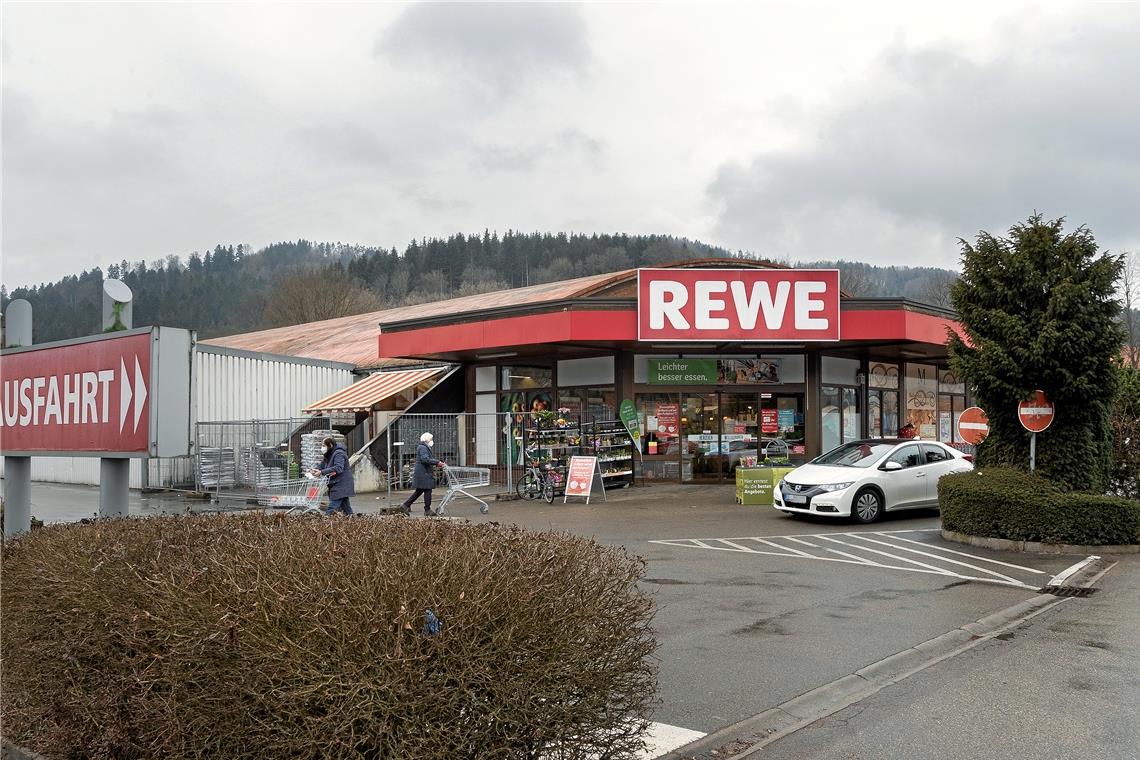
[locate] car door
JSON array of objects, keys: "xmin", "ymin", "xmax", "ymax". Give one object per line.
[
  {"xmin": 920, "ymin": 443, "xmax": 957, "ymax": 506},
  {"xmin": 882, "ymin": 444, "xmax": 927, "ymax": 511}
]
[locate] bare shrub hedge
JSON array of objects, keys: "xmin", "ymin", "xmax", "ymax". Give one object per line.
[{"xmin": 1, "ymin": 514, "xmax": 657, "ymax": 759}]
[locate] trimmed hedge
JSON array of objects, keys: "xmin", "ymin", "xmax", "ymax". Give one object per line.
[
  {"xmin": 939, "ymin": 468, "xmax": 1140, "ymax": 546},
  {"xmin": 1, "ymin": 514, "xmax": 657, "ymax": 759}
]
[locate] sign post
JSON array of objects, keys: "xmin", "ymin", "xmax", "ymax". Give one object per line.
[
  {"xmin": 1017, "ymin": 390, "xmax": 1054, "ymax": 471},
  {"xmin": 563, "ymin": 455, "xmax": 606, "ymax": 504},
  {"xmin": 957, "ymin": 406, "xmax": 989, "ymax": 445},
  {"xmin": 2, "ymin": 299, "xmax": 33, "ymax": 536}
]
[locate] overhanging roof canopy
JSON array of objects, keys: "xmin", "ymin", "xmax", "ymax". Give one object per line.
[{"xmin": 303, "ymin": 368, "xmax": 445, "ymax": 413}]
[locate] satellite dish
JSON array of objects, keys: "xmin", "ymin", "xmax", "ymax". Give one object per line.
[{"xmin": 103, "ymin": 279, "xmax": 133, "ymax": 303}]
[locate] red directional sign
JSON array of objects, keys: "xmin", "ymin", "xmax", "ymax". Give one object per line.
[
  {"xmin": 957, "ymin": 406, "xmax": 989, "ymax": 445},
  {"xmin": 0, "ymin": 327, "xmax": 192, "ymax": 457},
  {"xmin": 1018, "ymin": 390, "xmax": 1054, "ymax": 433}
]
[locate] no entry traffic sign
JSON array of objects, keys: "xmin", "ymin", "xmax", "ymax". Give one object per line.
[
  {"xmin": 1018, "ymin": 390, "xmax": 1054, "ymax": 433},
  {"xmin": 957, "ymin": 406, "xmax": 989, "ymax": 444}
]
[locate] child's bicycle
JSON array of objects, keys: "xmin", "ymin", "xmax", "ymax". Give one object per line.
[{"xmin": 516, "ymin": 456, "xmax": 557, "ymax": 503}]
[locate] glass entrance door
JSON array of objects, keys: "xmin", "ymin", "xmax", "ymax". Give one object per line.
[{"xmin": 682, "ymin": 394, "xmax": 720, "ymax": 482}]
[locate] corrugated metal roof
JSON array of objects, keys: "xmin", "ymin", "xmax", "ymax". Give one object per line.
[
  {"xmin": 200, "ymin": 269, "xmax": 635, "ymax": 368},
  {"xmin": 303, "ymin": 367, "xmax": 445, "ymax": 412},
  {"xmin": 201, "ymin": 259, "xmax": 778, "ymax": 369}
]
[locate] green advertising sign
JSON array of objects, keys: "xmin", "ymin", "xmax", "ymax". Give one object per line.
[
  {"xmin": 618, "ymin": 399, "xmax": 642, "ymax": 453},
  {"xmin": 648, "ymin": 358, "xmax": 717, "ymax": 384}
]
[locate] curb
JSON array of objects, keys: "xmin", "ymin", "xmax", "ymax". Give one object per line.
[
  {"xmin": 658, "ymin": 593, "xmax": 1066, "ymax": 760},
  {"xmin": 941, "ymin": 529, "xmax": 1140, "ymax": 555}
]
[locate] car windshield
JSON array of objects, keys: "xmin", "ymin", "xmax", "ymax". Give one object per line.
[{"xmin": 810, "ymin": 442, "xmax": 895, "ymax": 468}]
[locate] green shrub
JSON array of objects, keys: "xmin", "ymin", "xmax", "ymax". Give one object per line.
[
  {"xmin": 939, "ymin": 468, "xmax": 1140, "ymax": 545},
  {"xmin": 1, "ymin": 515, "xmax": 657, "ymax": 759}
]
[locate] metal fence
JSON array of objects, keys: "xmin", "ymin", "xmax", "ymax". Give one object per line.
[{"xmin": 195, "ymin": 416, "xmax": 329, "ymax": 500}]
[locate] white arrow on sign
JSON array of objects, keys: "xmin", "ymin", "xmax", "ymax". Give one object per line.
[
  {"xmin": 133, "ymin": 354, "xmax": 147, "ymax": 432},
  {"xmin": 116, "ymin": 355, "xmax": 149, "ymax": 434},
  {"xmin": 119, "ymin": 357, "xmax": 132, "ymax": 433}
]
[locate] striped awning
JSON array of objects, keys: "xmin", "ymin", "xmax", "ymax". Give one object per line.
[{"xmin": 303, "ymin": 368, "xmax": 445, "ymax": 413}]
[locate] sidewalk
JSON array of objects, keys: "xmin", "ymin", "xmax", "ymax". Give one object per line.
[{"xmin": 749, "ymin": 556, "xmax": 1140, "ymax": 760}]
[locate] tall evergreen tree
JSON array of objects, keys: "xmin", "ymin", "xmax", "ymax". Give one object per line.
[{"xmin": 948, "ymin": 214, "xmax": 1124, "ymax": 492}]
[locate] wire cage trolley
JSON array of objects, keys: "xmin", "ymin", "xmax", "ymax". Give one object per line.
[
  {"xmin": 436, "ymin": 466, "xmax": 492, "ymax": 516},
  {"xmin": 257, "ymin": 475, "xmax": 330, "ymax": 515}
]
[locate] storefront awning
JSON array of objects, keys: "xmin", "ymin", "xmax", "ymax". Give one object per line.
[{"xmin": 303, "ymin": 367, "xmax": 445, "ymax": 413}]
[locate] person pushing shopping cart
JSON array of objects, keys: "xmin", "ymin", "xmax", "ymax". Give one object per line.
[{"xmin": 311, "ymin": 436, "xmax": 356, "ymax": 515}]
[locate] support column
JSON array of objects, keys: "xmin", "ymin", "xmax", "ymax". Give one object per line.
[
  {"xmin": 100, "ymin": 458, "xmax": 130, "ymax": 518},
  {"xmin": 100, "ymin": 279, "xmax": 134, "ymax": 518},
  {"xmin": 3, "ymin": 299, "xmax": 34, "ymax": 536},
  {"xmin": 3, "ymin": 457, "xmax": 32, "ymax": 537}
]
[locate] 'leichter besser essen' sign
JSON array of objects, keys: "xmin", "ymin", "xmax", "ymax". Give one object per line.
[
  {"xmin": 637, "ymin": 268, "xmax": 841, "ymax": 342},
  {"xmin": 0, "ymin": 327, "xmax": 193, "ymax": 457}
]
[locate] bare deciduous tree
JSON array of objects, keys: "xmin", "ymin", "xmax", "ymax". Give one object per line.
[
  {"xmin": 1121, "ymin": 250, "xmax": 1139, "ymax": 368},
  {"xmin": 918, "ymin": 270, "xmax": 960, "ymax": 310},
  {"xmin": 262, "ymin": 270, "xmax": 383, "ymax": 327}
]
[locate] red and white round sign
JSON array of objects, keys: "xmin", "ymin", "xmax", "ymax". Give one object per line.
[
  {"xmin": 1018, "ymin": 390, "xmax": 1054, "ymax": 433},
  {"xmin": 957, "ymin": 406, "xmax": 989, "ymax": 445}
]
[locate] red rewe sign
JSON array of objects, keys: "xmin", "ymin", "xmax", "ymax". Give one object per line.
[
  {"xmin": 637, "ymin": 268, "xmax": 841, "ymax": 342},
  {"xmin": 1, "ymin": 332, "xmax": 152, "ymax": 454}
]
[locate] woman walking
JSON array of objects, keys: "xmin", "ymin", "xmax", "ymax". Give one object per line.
[
  {"xmin": 401, "ymin": 432, "xmax": 446, "ymax": 516},
  {"xmin": 313, "ymin": 436, "xmax": 355, "ymax": 516}
]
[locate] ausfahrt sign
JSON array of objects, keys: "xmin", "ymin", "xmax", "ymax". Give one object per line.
[
  {"xmin": 0, "ymin": 327, "xmax": 193, "ymax": 457},
  {"xmin": 637, "ymin": 268, "xmax": 841, "ymax": 342},
  {"xmin": 957, "ymin": 406, "xmax": 989, "ymax": 445},
  {"xmin": 1017, "ymin": 390, "xmax": 1054, "ymax": 433}
]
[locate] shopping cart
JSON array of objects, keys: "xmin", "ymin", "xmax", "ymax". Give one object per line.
[
  {"xmin": 258, "ymin": 475, "xmax": 330, "ymax": 515},
  {"xmin": 436, "ymin": 466, "xmax": 492, "ymax": 516}
]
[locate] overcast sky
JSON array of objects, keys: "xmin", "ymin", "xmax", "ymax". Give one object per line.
[{"xmin": 3, "ymin": 1, "xmax": 1138, "ymax": 289}]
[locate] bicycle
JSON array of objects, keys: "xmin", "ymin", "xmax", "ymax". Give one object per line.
[{"xmin": 516, "ymin": 457, "xmax": 556, "ymax": 503}]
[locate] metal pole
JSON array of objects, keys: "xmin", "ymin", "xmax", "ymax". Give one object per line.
[
  {"xmin": 3, "ymin": 457, "xmax": 32, "ymax": 537},
  {"xmin": 1029, "ymin": 432, "xmax": 1036, "ymax": 472},
  {"xmin": 100, "ymin": 458, "xmax": 130, "ymax": 518},
  {"xmin": 386, "ymin": 415, "xmax": 392, "ymax": 504},
  {"xmin": 4, "ymin": 300, "xmax": 34, "ymax": 536}
]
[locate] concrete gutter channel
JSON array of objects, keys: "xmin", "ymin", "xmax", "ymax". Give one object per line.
[{"xmin": 660, "ymin": 555, "xmax": 1116, "ymax": 760}]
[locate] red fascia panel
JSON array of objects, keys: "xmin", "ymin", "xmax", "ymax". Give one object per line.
[
  {"xmin": 378, "ymin": 310, "xmax": 639, "ymax": 358},
  {"xmin": 378, "ymin": 308, "xmax": 964, "ymax": 358},
  {"xmin": 841, "ymin": 310, "xmax": 965, "ymax": 344}
]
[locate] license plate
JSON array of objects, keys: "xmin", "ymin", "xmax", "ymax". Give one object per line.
[{"xmin": 784, "ymin": 493, "xmax": 806, "ymax": 504}]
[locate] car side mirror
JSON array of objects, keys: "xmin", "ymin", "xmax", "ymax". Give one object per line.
[{"xmin": 882, "ymin": 461, "xmax": 903, "ymax": 471}]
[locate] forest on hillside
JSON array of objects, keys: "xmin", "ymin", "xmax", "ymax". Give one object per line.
[{"xmin": 2, "ymin": 232, "xmax": 964, "ymax": 344}]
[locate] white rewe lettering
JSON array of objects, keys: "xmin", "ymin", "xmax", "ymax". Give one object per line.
[
  {"xmin": 649, "ymin": 280, "xmax": 690, "ymax": 330},
  {"xmin": 729, "ymin": 280, "xmax": 790, "ymax": 331},
  {"xmin": 794, "ymin": 281, "xmax": 829, "ymax": 331},
  {"xmin": 2, "ymin": 381, "xmax": 18, "ymax": 426},
  {"xmin": 97, "ymin": 370, "xmax": 115, "ymax": 424},
  {"xmin": 694, "ymin": 281, "xmax": 729, "ymax": 330},
  {"xmin": 32, "ymin": 377, "xmax": 47, "ymax": 425}
]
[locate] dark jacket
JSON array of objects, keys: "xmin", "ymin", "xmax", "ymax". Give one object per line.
[
  {"xmin": 319, "ymin": 444, "xmax": 355, "ymax": 500},
  {"xmin": 412, "ymin": 442, "xmax": 440, "ymax": 489}
]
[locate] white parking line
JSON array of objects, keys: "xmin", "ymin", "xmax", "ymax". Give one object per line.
[
  {"xmin": 641, "ymin": 721, "xmax": 706, "ymax": 758},
  {"xmin": 649, "ymin": 530, "xmax": 1046, "ymax": 590}
]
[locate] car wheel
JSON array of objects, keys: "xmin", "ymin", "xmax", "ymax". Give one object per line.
[{"xmin": 851, "ymin": 488, "xmax": 883, "ymax": 524}]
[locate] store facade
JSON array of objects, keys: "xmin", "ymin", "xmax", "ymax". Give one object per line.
[{"xmin": 376, "ymin": 260, "xmax": 970, "ymax": 485}]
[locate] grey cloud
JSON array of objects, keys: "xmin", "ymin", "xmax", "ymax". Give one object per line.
[
  {"xmin": 709, "ymin": 13, "xmax": 1140, "ymax": 266},
  {"xmin": 474, "ymin": 129, "xmax": 603, "ymax": 172},
  {"xmin": 290, "ymin": 122, "xmax": 391, "ymax": 168},
  {"xmin": 376, "ymin": 2, "xmax": 589, "ymax": 96}
]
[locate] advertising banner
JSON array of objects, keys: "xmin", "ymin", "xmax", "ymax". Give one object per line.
[
  {"xmin": 761, "ymin": 409, "xmax": 778, "ymax": 434},
  {"xmin": 564, "ymin": 455, "xmax": 607, "ymax": 504},
  {"xmin": 638, "ymin": 268, "xmax": 841, "ymax": 342},
  {"xmin": 649, "ymin": 359, "xmax": 717, "ymax": 384},
  {"xmin": 619, "ymin": 398, "xmax": 642, "ymax": 452},
  {"xmin": 0, "ymin": 327, "xmax": 193, "ymax": 457},
  {"xmin": 657, "ymin": 403, "xmax": 679, "ymax": 438}
]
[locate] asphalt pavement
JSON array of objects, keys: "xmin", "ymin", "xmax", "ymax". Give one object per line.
[{"xmin": 4, "ymin": 479, "xmax": 1125, "ymax": 759}]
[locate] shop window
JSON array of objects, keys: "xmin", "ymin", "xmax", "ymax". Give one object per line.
[
  {"xmin": 559, "ymin": 386, "xmax": 615, "ymax": 422},
  {"xmin": 939, "ymin": 392, "xmax": 966, "ymax": 442},
  {"xmin": 501, "ymin": 366, "xmax": 551, "ymax": 390},
  {"xmin": 868, "ymin": 389, "xmax": 899, "ymax": 438},
  {"xmin": 905, "ymin": 363, "xmax": 938, "ymax": 439},
  {"xmin": 869, "ymin": 362, "xmax": 900, "ymax": 390},
  {"xmin": 636, "ymin": 393, "xmax": 682, "ymax": 480},
  {"xmin": 822, "ymin": 386, "xmax": 861, "ymax": 452},
  {"xmin": 475, "ymin": 365, "xmax": 497, "ymax": 393}
]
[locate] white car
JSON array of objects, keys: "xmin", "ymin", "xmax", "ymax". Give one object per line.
[{"xmin": 774, "ymin": 439, "xmax": 974, "ymax": 523}]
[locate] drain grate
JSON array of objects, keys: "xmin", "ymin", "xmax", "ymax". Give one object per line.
[{"xmin": 1040, "ymin": 585, "xmax": 1097, "ymax": 598}]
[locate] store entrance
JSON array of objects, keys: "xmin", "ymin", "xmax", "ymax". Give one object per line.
[{"xmin": 679, "ymin": 391, "xmax": 805, "ymax": 483}]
